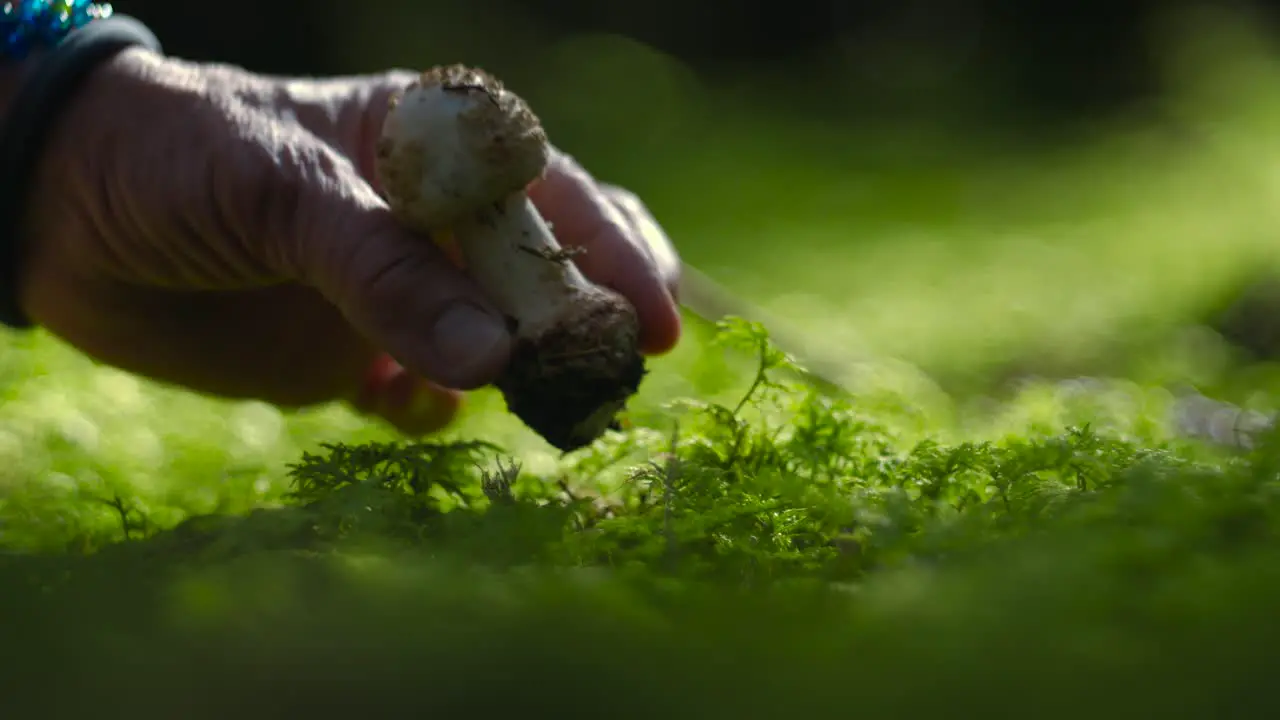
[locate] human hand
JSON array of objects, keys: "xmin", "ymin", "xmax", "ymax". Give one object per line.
[{"xmin": 15, "ymin": 48, "xmax": 682, "ymax": 434}]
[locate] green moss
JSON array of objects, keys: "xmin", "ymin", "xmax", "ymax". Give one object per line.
[{"xmin": 3, "ymin": 320, "xmax": 1278, "ymax": 718}]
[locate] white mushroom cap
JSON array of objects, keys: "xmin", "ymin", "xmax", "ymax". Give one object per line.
[{"xmin": 376, "ymin": 65, "xmax": 551, "ymax": 231}]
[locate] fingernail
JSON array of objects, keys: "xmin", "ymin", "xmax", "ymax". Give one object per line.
[{"xmin": 431, "ymin": 302, "xmax": 510, "ymax": 387}]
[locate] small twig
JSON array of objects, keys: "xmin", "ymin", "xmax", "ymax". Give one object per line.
[
  {"xmin": 662, "ymin": 421, "xmax": 681, "ymax": 564},
  {"xmin": 557, "ymin": 478, "xmax": 580, "ymax": 503},
  {"xmin": 99, "ymin": 493, "xmax": 137, "ymax": 541},
  {"xmin": 481, "ymin": 458, "xmax": 521, "ymax": 505},
  {"xmin": 519, "ymin": 244, "xmax": 586, "ymax": 264}
]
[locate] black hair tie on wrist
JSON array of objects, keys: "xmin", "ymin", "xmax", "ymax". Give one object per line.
[{"xmin": 0, "ymin": 13, "xmax": 162, "ymax": 329}]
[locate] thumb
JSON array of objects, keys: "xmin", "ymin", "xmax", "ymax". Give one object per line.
[{"xmin": 252, "ymin": 138, "xmax": 513, "ymax": 390}]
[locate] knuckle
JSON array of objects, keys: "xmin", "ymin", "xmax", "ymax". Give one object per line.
[
  {"xmin": 545, "ymin": 147, "xmax": 594, "ymax": 184},
  {"xmin": 340, "ymin": 245, "xmax": 438, "ymax": 334},
  {"xmin": 378, "ymin": 69, "xmax": 420, "ymax": 90},
  {"xmin": 311, "ymin": 207, "xmax": 416, "ymax": 312},
  {"xmin": 605, "ymin": 185, "xmax": 647, "ymax": 214}
]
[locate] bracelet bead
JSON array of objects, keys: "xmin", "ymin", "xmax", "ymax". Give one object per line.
[{"xmin": 1, "ymin": 1, "xmax": 113, "ymax": 61}]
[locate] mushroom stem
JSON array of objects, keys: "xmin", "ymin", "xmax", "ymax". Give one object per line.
[{"xmin": 450, "ymin": 191, "xmax": 588, "ymax": 333}]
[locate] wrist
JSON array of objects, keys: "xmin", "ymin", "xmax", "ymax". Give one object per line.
[{"xmin": 0, "ymin": 54, "xmax": 40, "ymax": 118}]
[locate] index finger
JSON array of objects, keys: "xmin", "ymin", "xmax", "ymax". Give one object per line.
[{"xmin": 526, "ymin": 152, "xmax": 682, "ymax": 355}]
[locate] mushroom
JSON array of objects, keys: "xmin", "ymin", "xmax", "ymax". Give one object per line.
[{"xmin": 374, "ymin": 64, "xmax": 646, "ymax": 452}]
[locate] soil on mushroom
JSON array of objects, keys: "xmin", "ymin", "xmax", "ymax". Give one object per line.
[{"xmin": 495, "ymin": 287, "xmax": 647, "ymax": 452}]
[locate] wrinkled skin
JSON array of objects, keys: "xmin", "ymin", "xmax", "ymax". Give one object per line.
[{"xmin": 16, "ymin": 48, "xmax": 683, "ymax": 434}]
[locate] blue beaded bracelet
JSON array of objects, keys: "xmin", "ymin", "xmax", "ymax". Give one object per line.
[
  {"xmin": 0, "ymin": 9, "xmax": 161, "ymax": 329},
  {"xmin": 1, "ymin": 1, "xmax": 114, "ymax": 60}
]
